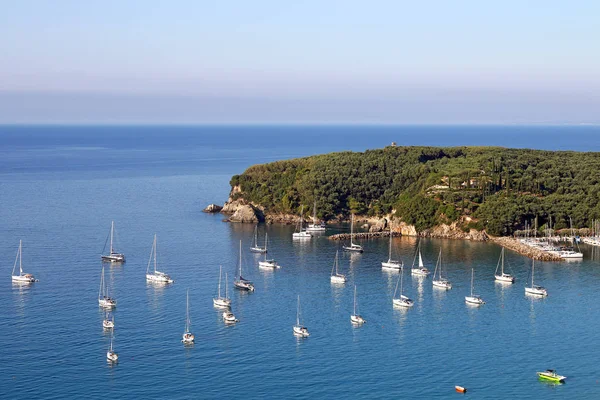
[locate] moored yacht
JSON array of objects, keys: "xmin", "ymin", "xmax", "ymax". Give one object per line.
[
  {"xmin": 432, "ymin": 249, "xmax": 452, "ymax": 289},
  {"xmin": 250, "ymin": 226, "xmax": 267, "ymax": 253},
  {"xmin": 222, "ymin": 311, "xmax": 238, "ymax": 324},
  {"xmin": 392, "ymin": 269, "xmax": 414, "ymax": 307},
  {"xmin": 292, "ymin": 205, "xmax": 312, "ymax": 239},
  {"xmin": 381, "ymin": 228, "xmax": 402, "ymax": 269},
  {"xmin": 106, "ymin": 336, "xmax": 118, "ymax": 363},
  {"xmin": 411, "ymin": 241, "xmax": 430, "ymax": 276},
  {"xmin": 258, "ymin": 234, "xmax": 281, "ymax": 268},
  {"xmin": 494, "ymin": 248, "xmax": 515, "ymax": 283},
  {"xmin": 213, "ymin": 266, "xmax": 232, "ymax": 308},
  {"xmin": 350, "ymin": 285, "xmax": 366, "ymax": 324},
  {"xmin": 101, "ymin": 221, "xmax": 126, "ymax": 263},
  {"xmin": 146, "ymin": 234, "xmax": 174, "ymax": 284},
  {"xmin": 293, "ymin": 295, "xmax": 310, "ymax": 337},
  {"xmin": 98, "ymin": 266, "xmax": 116, "ymax": 308},
  {"xmin": 233, "ymin": 241, "xmax": 255, "ymax": 291},
  {"xmin": 330, "ymin": 250, "xmax": 346, "ymax": 284},
  {"xmin": 103, "ymin": 313, "xmax": 115, "ymax": 329},
  {"xmin": 465, "ymin": 268, "xmax": 485, "ymax": 305},
  {"xmin": 182, "ymin": 289, "xmax": 195, "ymax": 344},
  {"xmin": 342, "ymin": 214, "xmax": 363, "ymax": 253},
  {"xmin": 11, "ymin": 240, "xmax": 37, "ymax": 283},
  {"xmin": 525, "ymin": 259, "xmax": 547, "ymax": 296},
  {"xmin": 306, "ymin": 201, "xmax": 326, "ymax": 232}
]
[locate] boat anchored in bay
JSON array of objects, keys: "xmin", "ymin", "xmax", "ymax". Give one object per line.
[
  {"xmin": 233, "ymin": 240, "xmax": 255, "ymax": 291},
  {"xmin": 525, "ymin": 259, "xmax": 547, "ymax": 296},
  {"xmin": 182, "ymin": 289, "xmax": 195, "ymax": 344},
  {"xmin": 432, "ymin": 249, "xmax": 452, "ymax": 290},
  {"xmin": 381, "ymin": 228, "xmax": 402, "ymax": 270},
  {"xmin": 11, "ymin": 240, "xmax": 37, "ymax": 283},
  {"xmin": 98, "ymin": 266, "xmax": 116, "ymax": 308},
  {"xmin": 146, "ymin": 234, "xmax": 174, "ymax": 284},
  {"xmin": 494, "ymin": 247, "xmax": 515, "ymax": 283},
  {"xmin": 330, "ymin": 250, "xmax": 346, "ymax": 284},
  {"xmin": 411, "ymin": 240, "xmax": 430, "ymax": 276},
  {"xmin": 101, "ymin": 221, "xmax": 126, "ymax": 263},
  {"xmin": 213, "ymin": 266, "xmax": 232, "ymax": 308},
  {"xmin": 292, "ymin": 205, "xmax": 312, "ymax": 239},
  {"xmin": 350, "ymin": 285, "xmax": 366, "ymax": 324},
  {"xmin": 293, "ymin": 295, "xmax": 310, "ymax": 337},
  {"xmin": 465, "ymin": 268, "xmax": 485, "ymax": 305},
  {"xmin": 393, "ymin": 269, "xmax": 414, "ymax": 307},
  {"xmin": 342, "ymin": 214, "xmax": 363, "ymax": 253}
]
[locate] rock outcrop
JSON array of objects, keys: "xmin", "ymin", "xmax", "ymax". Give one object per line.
[
  {"xmin": 228, "ymin": 204, "xmax": 263, "ymax": 223},
  {"xmin": 369, "ymin": 218, "xmax": 388, "ymax": 233},
  {"xmin": 203, "ymin": 204, "xmax": 223, "ymax": 213}
]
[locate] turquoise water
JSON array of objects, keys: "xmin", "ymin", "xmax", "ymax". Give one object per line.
[{"xmin": 2, "ymin": 125, "xmax": 600, "ymax": 399}]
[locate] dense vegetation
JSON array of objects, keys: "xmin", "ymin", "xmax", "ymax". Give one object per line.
[{"xmin": 229, "ymin": 146, "xmax": 600, "ymax": 235}]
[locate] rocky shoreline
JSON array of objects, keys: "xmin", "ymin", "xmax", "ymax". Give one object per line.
[{"xmin": 488, "ymin": 236, "xmax": 564, "ymax": 261}]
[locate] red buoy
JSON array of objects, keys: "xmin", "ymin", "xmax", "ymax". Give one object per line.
[{"xmin": 455, "ymin": 386, "xmax": 467, "ymax": 393}]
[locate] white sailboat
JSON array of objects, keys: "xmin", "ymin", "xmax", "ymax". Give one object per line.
[
  {"xmin": 330, "ymin": 250, "xmax": 347, "ymax": 283},
  {"xmin": 258, "ymin": 233, "xmax": 280, "ymax": 268},
  {"xmin": 382, "ymin": 228, "xmax": 402, "ymax": 269},
  {"xmin": 465, "ymin": 268, "xmax": 485, "ymax": 305},
  {"xmin": 432, "ymin": 249, "xmax": 452, "ymax": 289},
  {"xmin": 306, "ymin": 200, "xmax": 326, "ymax": 232},
  {"xmin": 101, "ymin": 221, "xmax": 126, "ymax": 263},
  {"xmin": 393, "ymin": 269, "xmax": 414, "ymax": 307},
  {"xmin": 292, "ymin": 205, "xmax": 312, "ymax": 239},
  {"xmin": 342, "ymin": 214, "xmax": 363, "ymax": 253},
  {"xmin": 222, "ymin": 310, "xmax": 239, "ymax": 324},
  {"xmin": 213, "ymin": 266, "xmax": 232, "ymax": 308},
  {"xmin": 293, "ymin": 295, "xmax": 310, "ymax": 337},
  {"xmin": 106, "ymin": 336, "xmax": 118, "ymax": 362},
  {"xmin": 250, "ymin": 226, "xmax": 267, "ymax": 253},
  {"xmin": 350, "ymin": 285, "xmax": 366, "ymax": 324},
  {"xmin": 233, "ymin": 240, "xmax": 255, "ymax": 291},
  {"xmin": 494, "ymin": 248, "xmax": 515, "ymax": 283},
  {"xmin": 525, "ymin": 259, "xmax": 548, "ymax": 296},
  {"xmin": 182, "ymin": 289, "xmax": 195, "ymax": 343},
  {"xmin": 146, "ymin": 234, "xmax": 174, "ymax": 284},
  {"xmin": 103, "ymin": 312, "xmax": 115, "ymax": 329},
  {"xmin": 98, "ymin": 266, "xmax": 116, "ymax": 308},
  {"xmin": 11, "ymin": 240, "xmax": 36, "ymax": 283},
  {"xmin": 411, "ymin": 241, "xmax": 430, "ymax": 276}
]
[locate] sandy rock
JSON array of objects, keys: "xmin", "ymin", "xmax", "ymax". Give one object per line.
[
  {"xmin": 203, "ymin": 204, "xmax": 223, "ymax": 213},
  {"xmin": 229, "ymin": 204, "xmax": 263, "ymax": 223},
  {"xmin": 369, "ymin": 218, "xmax": 388, "ymax": 233}
]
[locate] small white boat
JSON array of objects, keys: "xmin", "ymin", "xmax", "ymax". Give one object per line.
[
  {"xmin": 293, "ymin": 295, "xmax": 310, "ymax": 337},
  {"xmin": 342, "ymin": 214, "xmax": 363, "ymax": 253},
  {"xmin": 98, "ymin": 266, "xmax": 116, "ymax": 308},
  {"xmin": 382, "ymin": 228, "xmax": 402, "ymax": 269},
  {"xmin": 213, "ymin": 266, "xmax": 232, "ymax": 308},
  {"xmin": 250, "ymin": 226, "xmax": 267, "ymax": 253},
  {"xmin": 182, "ymin": 289, "xmax": 195, "ymax": 344},
  {"xmin": 11, "ymin": 240, "xmax": 37, "ymax": 283},
  {"xmin": 393, "ymin": 269, "xmax": 414, "ymax": 307},
  {"xmin": 306, "ymin": 201, "xmax": 326, "ymax": 232},
  {"xmin": 233, "ymin": 241, "xmax": 255, "ymax": 291},
  {"xmin": 411, "ymin": 241, "xmax": 430, "ymax": 276},
  {"xmin": 350, "ymin": 285, "xmax": 366, "ymax": 324},
  {"xmin": 103, "ymin": 313, "xmax": 115, "ymax": 329},
  {"xmin": 432, "ymin": 249, "xmax": 452, "ymax": 289},
  {"xmin": 330, "ymin": 250, "xmax": 346, "ymax": 284},
  {"xmin": 258, "ymin": 234, "xmax": 280, "ymax": 268},
  {"xmin": 101, "ymin": 221, "xmax": 126, "ymax": 263},
  {"xmin": 292, "ymin": 205, "xmax": 312, "ymax": 239},
  {"xmin": 494, "ymin": 248, "xmax": 515, "ymax": 283},
  {"xmin": 222, "ymin": 311, "xmax": 238, "ymax": 324},
  {"xmin": 145, "ymin": 234, "xmax": 174, "ymax": 284},
  {"xmin": 525, "ymin": 259, "xmax": 548, "ymax": 296},
  {"xmin": 465, "ymin": 268, "xmax": 485, "ymax": 305},
  {"xmin": 106, "ymin": 336, "xmax": 118, "ymax": 363}
]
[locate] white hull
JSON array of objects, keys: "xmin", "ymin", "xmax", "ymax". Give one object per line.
[
  {"xmin": 146, "ymin": 272, "xmax": 174, "ymax": 283},
  {"xmin": 465, "ymin": 296, "xmax": 485, "ymax": 305},
  {"xmin": 103, "ymin": 320, "xmax": 114, "ymax": 329},
  {"xmin": 213, "ymin": 297, "xmax": 231, "ymax": 308},
  {"xmin": 182, "ymin": 333, "xmax": 195, "ymax": 343},
  {"xmin": 495, "ymin": 274, "xmax": 515, "ymax": 283},
  {"xmin": 250, "ymin": 247, "xmax": 267, "ymax": 253},
  {"xmin": 106, "ymin": 352, "xmax": 118, "ymax": 362},
  {"xmin": 293, "ymin": 232, "xmax": 312, "ymax": 239},
  {"xmin": 234, "ymin": 280, "xmax": 255, "ymax": 291},
  {"xmin": 350, "ymin": 315, "xmax": 366, "ymax": 324},
  {"xmin": 306, "ymin": 225, "xmax": 326, "ymax": 232},
  {"xmin": 330, "ymin": 274, "xmax": 346, "ymax": 284},
  {"xmin": 411, "ymin": 268, "xmax": 430, "ymax": 276},
  {"xmin": 293, "ymin": 325, "xmax": 310, "ymax": 337},
  {"xmin": 12, "ymin": 274, "xmax": 36, "ymax": 283},
  {"xmin": 393, "ymin": 297, "xmax": 414, "ymax": 307},
  {"xmin": 382, "ymin": 261, "xmax": 402, "ymax": 270},
  {"xmin": 343, "ymin": 245, "xmax": 363, "ymax": 253},
  {"xmin": 99, "ymin": 298, "xmax": 116, "ymax": 308},
  {"xmin": 433, "ymin": 280, "xmax": 452, "ymax": 289},
  {"xmin": 222, "ymin": 312, "xmax": 238, "ymax": 324},
  {"xmin": 259, "ymin": 260, "xmax": 280, "ymax": 269},
  {"xmin": 102, "ymin": 254, "xmax": 125, "ymax": 263},
  {"xmin": 550, "ymin": 250, "xmax": 583, "ymax": 259},
  {"xmin": 525, "ymin": 287, "xmax": 548, "ymax": 296}
]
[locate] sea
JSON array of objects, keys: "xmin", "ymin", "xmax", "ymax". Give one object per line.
[{"xmin": 2, "ymin": 125, "xmax": 600, "ymax": 399}]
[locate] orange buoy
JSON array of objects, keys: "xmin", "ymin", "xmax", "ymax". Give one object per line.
[{"xmin": 455, "ymin": 386, "xmax": 467, "ymax": 393}]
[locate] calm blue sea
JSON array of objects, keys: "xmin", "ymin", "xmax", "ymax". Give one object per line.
[{"xmin": 2, "ymin": 125, "xmax": 600, "ymax": 399}]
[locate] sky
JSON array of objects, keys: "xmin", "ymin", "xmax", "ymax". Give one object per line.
[{"xmin": 1, "ymin": 0, "xmax": 599, "ymax": 124}]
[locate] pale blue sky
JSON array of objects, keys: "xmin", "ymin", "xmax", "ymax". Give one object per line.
[{"xmin": 1, "ymin": 0, "xmax": 599, "ymax": 124}]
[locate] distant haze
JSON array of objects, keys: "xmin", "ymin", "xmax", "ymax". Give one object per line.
[{"xmin": 1, "ymin": 1, "xmax": 599, "ymax": 124}]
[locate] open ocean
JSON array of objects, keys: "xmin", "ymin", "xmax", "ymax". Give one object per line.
[{"xmin": 2, "ymin": 125, "xmax": 600, "ymax": 399}]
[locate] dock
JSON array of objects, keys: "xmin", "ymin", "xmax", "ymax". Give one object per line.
[{"xmin": 488, "ymin": 236, "xmax": 564, "ymax": 261}]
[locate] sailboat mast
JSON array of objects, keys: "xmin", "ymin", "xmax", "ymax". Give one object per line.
[
  {"xmin": 388, "ymin": 228, "xmax": 393, "ymax": 260},
  {"xmin": 186, "ymin": 289, "xmax": 190, "ymax": 331},
  {"xmin": 19, "ymin": 240, "xmax": 23, "ymax": 275},
  {"xmin": 218, "ymin": 266, "xmax": 222, "ymax": 298},
  {"xmin": 400, "ymin": 269, "xmax": 404, "ymax": 295},
  {"xmin": 297, "ymin": 295, "xmax": 300, "ymax": 325},
  {"xmin": 313, "ymin": 201, "xmax": 317, "ymax": 224},
  {"xmin": 531, "ymin": 260, "xmax": 535, "ymax": 287},
  {"xmin": 239, "ymin": 240, "xmax": 242, "ymax": 277},
  {"xmin": 153, "ymin": 234, "xmax": 158, "ymax": 273},
  {"xmin": 110, "ymin": 221, "xmax": 114, "ymax": 253},
  {"xmin": 225, "ymin": 273, "xmax": 229, "ymax": 298},
  {"xmin": 470, "ymin": 268, "xmax": 474, "ymax": 296},
  {"xmin": 265, "ymin": 233, "xmax": 268, "ymax": 253},
  {"xmin": 353, "ymin": 286, "xmax": 357, "ymax": 315},
  {"xmin": 99, "ymin": 267, "xmax": 104, "ymax": 298},
  {"xmin": 350, "ymin": 214, "xmax": 355, "ymax": 245}
]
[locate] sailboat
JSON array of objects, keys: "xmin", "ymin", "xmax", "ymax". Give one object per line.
[
  {"xmin": 213, "ymin": 266, "xmax": 232, "ymax": 308},
  {"xmin": 393, "ymin": 269, "xmax": 414, "ymax": 307},
  {"xmin": 98, "ymin": 266, "xmax": 116, "ymax": 308},
  {"xmin": 411, "ymin": 241, "xmax": 430, "ymax": 276},
  {"xmin": 106, "ymin": 335, "xmax": 118, "ymax": 362},
  {"xmin": 146, "ymin": 234, "xmax": 174, "ymax": 284},
  {"xmin": 342, "ymin": 214, "xmax": 364, "ymax": 253},
  {"xmin": 465, "ymin": 268, "xmax": 485, "ymax": 305},
  {"xmin": 494, "ymin": 248, "xmax": 515, "ymax": 283},
  {"xmin": 222, "ymin": 310, "xmax": 239, "ymax": 324},
  {"xmin": 258, "ymin": 233, "xmax": 280, "ymax": 268},
  {"xmin": 11, "ymin": 240, "xmax": 36, "ymax": 283},
  {"xmin": 182, "ymin": 289, "xmax": 195, "ymax": 343},
  {"xmin": 233, "ymin": 240, "xmax": 255, "ymax": 291},
  {"xmin": 350, "ymin": 285, "xmax": 366, "ymax": 324},
  {"xmin": 292, "ymin": 205, "xmax": 312, "ymax": 239},
  {"xmin": 250, "ymin": 226, "xmax": 267, "ymax": 253},
  {"xmin": 432, "ymin": 249, "xmax": 452, "ymax": 289},
  {"xmin": 101, "ymin": 221, "xmax": 126, "ymax": 263},
  {"xmin": 525, "ymin": 259, "xmax": 547, "ymax": 296},
  {"xmin": 330, "ymin": 250, "xmax": 347, "ymax": 283},
  {"xmin": 306, "ymin": 200, "xmax": 326, "ymax": 232},
  {"xmin": 103, "ymin": 312, "xmax": 115, "ymax": 329},
  {"xmin": 382, "ymin": 228, "xmax": 402, "ymax": 269},
  {"xmin": 293, "ymin": 295, "xmax": 310, "ymax": 337}
]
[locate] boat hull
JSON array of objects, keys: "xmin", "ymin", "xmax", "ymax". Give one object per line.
[
  {"xmin": 222, "ymin": 312, "xmax": 238, "ymax": 324},
  {"xmin": 213, "ymin": 298, "xmax": 231, "ymax": 308},
  {"xmin": 465, "ymin": 296, "xmax": 485, "ymax": 305},
  {"xmin": 433, "ymin": 280, "xmax": 452, "ymax": 289},
  {"xmin": 537, "ymin": 372, "xmax": 566, "ymax": 383},
  {"xmin": 525, "ymin": 287, "xmax": 548, "ymax": 296},
  {"xmin": 258, "ymin": 260, "xmax": 280, "ymax": 269},
  {"xmin": 393, "ymin": 298, "xmax": 414, "ymax": 307},
  {"xmin": 330, "ymin": 275, "xmax": 346, "ymax": 284},
  {"xmin": 292, "ymin": 232, "xmax": 312, "ymax": 239},
  {"xmin": 495, "ymin": 274, "xmax": 515, "ymax": 283},
  {"xmin": 411, "ymin": 268, "xmax": 430, "ymax": 276},
  {"xmin": 234, "ymin": 281, "xmax": 255, "ymax": 291},
  {"xmin": 103, "ymin": 320, "xmax": 115, "ymax": 329},
  {"xmin": 343, "ymin": 246, "xmax": 363, "ymax": 253},
  {"xmin": 182, "ymin": 333, "xmax": 195, "ymax": 343},
  {"xmin": 102, "ymin": 254, "xmax": 125, "ymax": 263},
  {"xmin": 99, "ymin": 298, "xmax": 116, "ymax": 308},
  {"xmin": 250, "ymin": 247, "xmax": 267, "ymax": 254},
  {"xmin": 146, "ymin": 273, "xmax": 174, "ymax": 284},
  {"xmin": 381, "ymin": 261, "xmax": 402, "ymax": 270},
  {"xmin": 12, "ymin": 274, "xmax": 36, "ymax": 283},
  {"xmin": 350, "ymin": 315, "xmax": 366, "ymax": 324},
  {"xmin": 106, "ymin": 352, "xmax": 118, "ymax": 362},
  {"xmin": 293, "ymin": 325, "xmax": 310, "ymax": 337}
]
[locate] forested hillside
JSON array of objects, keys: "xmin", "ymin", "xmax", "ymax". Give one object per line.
[{"xmin": 229, "ymin": 146, "xmax": 600, "ymax": 235}]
